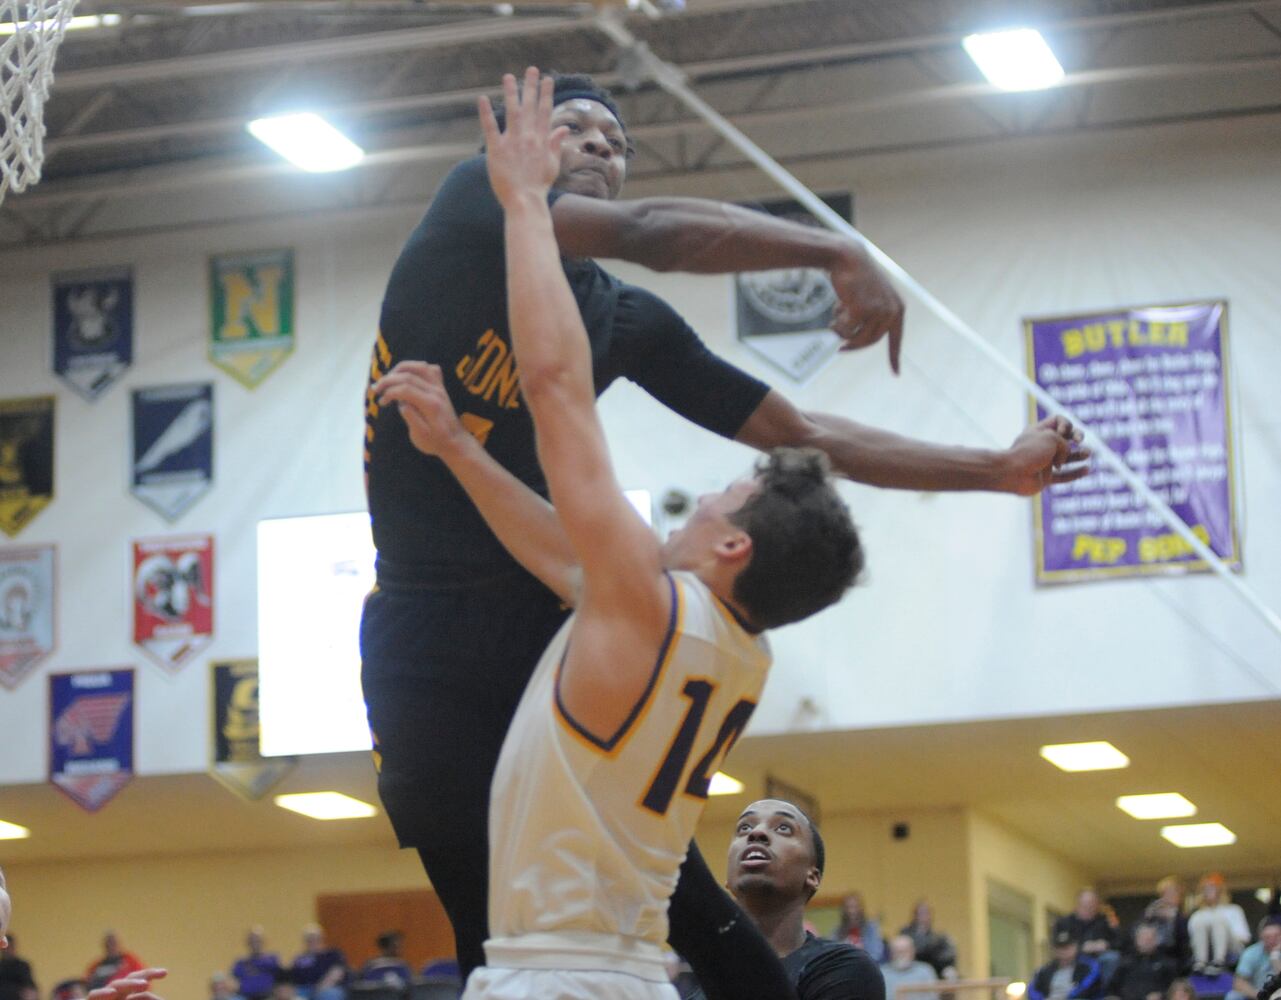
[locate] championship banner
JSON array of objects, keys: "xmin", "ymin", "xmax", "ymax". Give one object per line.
[
  {"xmin": 0, "ymin": 395, "xmax": 55, "ymax": 538},
  {"xmin": 51, "ymin": 267, "xmax": 133, "ymax": 401},
  {"xmin": 133, "ymin": 534, "xmax": 214, "ymax": 671},
  {"xmin": 735, "ymin": 194, "xmax": 852, "ymax": 383},
  {"xmin": 210, "ymin": 658, "xmax": 295, "ymax": 800},
  {"xmin": 1026, "ymin": 301, "xmax": 1239, "ymax": 585},
  {"xmin": 0, "ymin": 544, "xmax": 56, "ymax": 690},
  {"xmin": 49, "ymin": 668, "xmax": 134, "ymax": 813},
  {"xmin": 209, "ymin": 248, "xmax": 295, "ymax": 388},
  {"xmin": 131, "ymin": 383, "xmax": 214, "ymax": 521}
]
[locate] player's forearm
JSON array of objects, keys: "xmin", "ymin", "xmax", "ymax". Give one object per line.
[
  {"xmin": 616, "ymin": 197, "xmax": 855, "ymax": 274},
  {"xmin": 440, "ymin": 435, "xmax": 579, "ymax": 605},
  {"xmin": 802, "ymin": 411, "xmax": 1009, "ymax": 492},
  {"xmin": 503, "ymin": 195, "xmax": 596, "ymax": 403}
]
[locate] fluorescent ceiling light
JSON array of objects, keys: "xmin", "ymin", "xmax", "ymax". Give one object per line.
[
  {"xmin": 1039, "ymin": 740, "xmax": 1129, "ymax": 772},
  {"xmin": 1006, "ymin": 984, "xmax": 1028, "ymax": 1000},
  {"xmin": 963, "ymin": 28, "xmax": 1065, "ymax": 91},
  {"xmin": 708, "ymin": 772, "xmax": 744, "ymax": 796},
  {"xmin": 1117, "ymin": 793, "xmax": 1197, "ymax": 820},
  {"xmin": 0, "ymin": 820, "xmax": 30, "ymax": 840},
  {"xmin": 1161, "ymin": 822, "xmax": 1236, "ymax": 848},
  {"xmin": 0, "ymin": 13, "xmax": 121, "ymax": 35},
  {"xmin": 247, "ymin": 113, "xmax": 365, "ymax": 173},
  {"xmin": 274, "ymin": 791, "xmax": 376, "ymax": 820}
]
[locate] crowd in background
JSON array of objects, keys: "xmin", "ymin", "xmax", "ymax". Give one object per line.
[
  {"xmin": 2, "ymin": 873, "xmax": 1279, "ymax": 1000},
  {"xmin": 0, "ymin": 925, "xmax": 461, "ymax": 1000}
]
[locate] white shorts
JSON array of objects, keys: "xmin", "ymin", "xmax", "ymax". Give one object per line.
[{"xmin": 462, "ymin": 967, "xmax": 679, "ymax": 1000}]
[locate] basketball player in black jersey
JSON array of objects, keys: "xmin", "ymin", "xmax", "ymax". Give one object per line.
[{"xmin": 362, "ymin": 68, "xmax": 1088, "ymax": 999}]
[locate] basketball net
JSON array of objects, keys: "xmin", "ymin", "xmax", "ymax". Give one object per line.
[{"xmin": 0, "ymin": 0, "xmax": 79, "ymax": 205}]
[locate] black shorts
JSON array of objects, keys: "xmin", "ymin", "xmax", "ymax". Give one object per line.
[{"xmin": 360, "ymin": 562, "xmax": 568, "ymax": 848}]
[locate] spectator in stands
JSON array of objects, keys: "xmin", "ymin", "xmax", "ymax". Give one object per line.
[
  {"xmin": 1, "ymin": 933, "xmax": 38, "ymax": 1000},
  {"xmin": 686, "ymin": 798, "xmax": 885, "ymax": 1000},
  {"xmin": 1056, "ymin": 890, "xmax": 1121, "ymax": 983},
  {"xmin": 1166, "ymin": 980, "xmax": 1197, "ymax": 1000},
  {"xmin": 834, "ymin": 892, "xmax": 887, "ymax": 962},
  {"xmin": 1258, "ymin": 971, "xmax": 1281, "ymax": 1000},
  {"xmin": 902, "ymin": 900, "xmax": 960, "ymax": 980},
  {"xmin": 1030, "ymin": 929, "xmax": 1104, "ymax": 1000},
  {"xmin": 355, "ymin": 933, "xmax": 411, "ymax": 992},
  {"xmin": 232, "ymin": 927, "xmax": 280, "ymax": 1000},
  {"xmin": 0, "ymin": 927, "xmax": 36, "ymax": 1000},
  {"xmin": 1228, "ymin": 918, "xmax": 1281, "ymax": 1000},
  {"xmin": 1144, "ymin": 878, "xmax": 1191, "ymax": 969},
  {"xmin": 289, "ymin": 926, "xmax": 345, "ymax": 1000},
  {"xmin": 85, "ymin": 934, "xmax": 145, "ymax": 990},
  {"xmin": 269, "ymin": 969, "xmax": 295, "ymax": 1000},
  {"xmin": 1188, "ymin": 874, "xmax": 1250, "ymax": 973},
  {"xmin": 1107, "ymin": 923, "xmax": 1179, "ymax": 1000},
  {"xmin": 207, "ymin": 973, "xmax": 242, "ymax": 1000},
  {"xmin": 881, "ymin": 935, "xmax": 939, "ymax": 1000},
  {"xmin": 50, "ymin": 982, "xmax": 87, "ymax": 1000}
]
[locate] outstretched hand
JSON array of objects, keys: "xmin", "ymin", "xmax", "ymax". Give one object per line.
[
  {"xmin": 87, "ymin": 969, "xmax": 168, "ymax": 1000},
  {"xmin": 478, "ymin": 66, "xmax": 567, "ymax": 209},
  {"xmin": 375, "ymin": 361, "xmax": 469, "ymax": 459},
  {"xmin": 829, "ymin": 246, "xmax": 906, "ymax": 374},
  {"xmin": 1001, "ymin": 415, "xmax": 1091, "ymax": 496}
]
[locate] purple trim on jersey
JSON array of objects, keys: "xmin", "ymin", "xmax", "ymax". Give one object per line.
[{"xmin": 554, "ymin": 572, "xmax": 679, "ymax": 753}]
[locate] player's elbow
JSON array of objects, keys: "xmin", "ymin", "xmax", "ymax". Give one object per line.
[{"xmin": 518, "ymin": 361, "xmax": 575, "ymax": 404}]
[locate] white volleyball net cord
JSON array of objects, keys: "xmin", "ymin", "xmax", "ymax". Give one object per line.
[{"xmin": 0, "ymin": 0, "xmax": 79, "ymax": 205}]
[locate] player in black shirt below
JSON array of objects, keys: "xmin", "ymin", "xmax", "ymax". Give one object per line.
[
  {"xmin": 362, "ymin": 67, "xmax": 1088, "ymax": 1000},
  {"xmin": 684, "ymin": 799, "xmax": 885, "ymax": 1000}
]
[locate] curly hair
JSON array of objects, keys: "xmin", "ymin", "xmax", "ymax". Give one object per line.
[{"xmin": 728, "ymin": 448, "xmax": 863, "ymax": 629}]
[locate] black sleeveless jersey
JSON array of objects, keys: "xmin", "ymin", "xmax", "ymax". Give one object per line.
[{"xmin": 365, "ymin": 155, "xmax": 770, "ymax": 578}]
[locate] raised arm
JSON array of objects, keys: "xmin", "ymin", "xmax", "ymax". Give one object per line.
[
  {"xmin": 736, "ymin": 391, "xmax": 1090, "ymax": 494},
  {"xmin": 480, "ymin": 69, "xmax": 667, "ymax": 630},
  {"xmin": 375, "ymin": 361, "xmax": 580, "ymax": 605},
  {"xmin": 551, "ymin": 188, "xmax": 904, "ymax": 372}
]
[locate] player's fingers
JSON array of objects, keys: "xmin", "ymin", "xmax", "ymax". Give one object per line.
[
  {"xmin": 538, "ymin": 71, "xmax": 555, "ymax": 124},
  {"xmin": 1066, "ymin": 446, "xmax": 1091, "ymax": 465},
  {"xmin": 887, "ymin": 303, "xmax": 904, "ymax": 375},
  {"xmin": 477, "ymin": 96, "xmax": 500, "ymax": 148},
  {"xmin": 548, "ymin": 124, "xmax": 569, "ymax": 159},
  {"xmin": 1051, "ymin": 464, "xmax": 1092, "ymax": 485},
  {"xmin": 501, "ymin": 73, "xmax": 519, "ymax": 129},
  {"xmin": 1053, "ymin": 434, "xmax": 1072, "ymax": 468},
  {"xmin": 523, "ymin": 66, "xmax": 539, "ymax": 110},
  {"xmin": 390, "ymin": 359, "xmax": 433, "ymax": 379}
]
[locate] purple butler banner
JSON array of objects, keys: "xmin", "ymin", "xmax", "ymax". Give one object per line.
[{"xmin": 1025, "ymin": 301, "xmax": 1240, "ymax": 585}]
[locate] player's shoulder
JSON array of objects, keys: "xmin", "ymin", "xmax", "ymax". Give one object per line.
[
  {"xmin": 788, "ymin": 935, "xmax": 886, "ymax": 1000},
  {"xmin": 788, "ymin": 932, "xmax": 884, "ymax": 979},
  {"xmin": 670, "ymin": 572, "xmax": 770, "ymax": 656}
]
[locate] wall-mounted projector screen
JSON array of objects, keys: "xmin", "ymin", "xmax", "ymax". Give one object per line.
[
  {"xmin": 256, "ymin": 494, "xmax": 651, "ymax": 758},
  {"xmin": 258, "ymin": 511, "xmax": 376, "ymax": 757}
]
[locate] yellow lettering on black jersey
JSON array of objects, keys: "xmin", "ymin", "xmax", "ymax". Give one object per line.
[{"xmin": 455, "ymin": 330, "xmax": 522, "ymax": 410}]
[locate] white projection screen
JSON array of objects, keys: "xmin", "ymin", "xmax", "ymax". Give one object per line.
[{"xmin": 258, "ymin": 511, "xmax": 376, "ymax": 757}]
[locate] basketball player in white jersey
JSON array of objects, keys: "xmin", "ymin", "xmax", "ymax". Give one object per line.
[{"xmin": 374, "ymin": 67, "xmax": 863, "ymax": 1000}]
